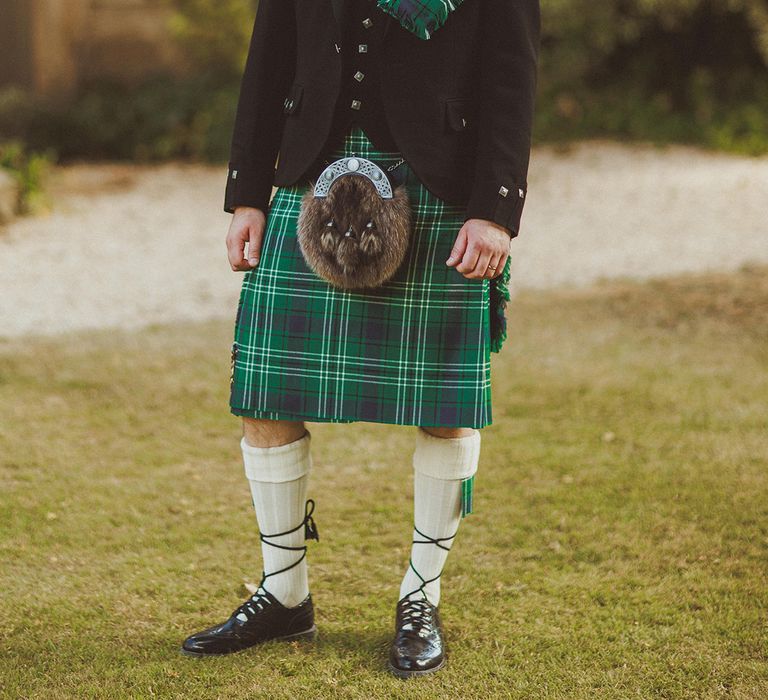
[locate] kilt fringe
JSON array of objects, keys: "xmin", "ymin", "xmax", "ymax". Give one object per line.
[{"xmin": 489, "ymin": 255, "xmax": 512, "ymax": 354}]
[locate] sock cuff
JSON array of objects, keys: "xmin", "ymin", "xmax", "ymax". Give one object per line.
[
  {"xmin": 241, "ymin": 430, "xmax": 312, "ymax": 483},
  {"xmin": 412, "ymin": 427, "xmax": 481, "ymax": 480}
]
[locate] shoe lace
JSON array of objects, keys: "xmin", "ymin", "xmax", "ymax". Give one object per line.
[
  {"xmin": 398, "ymin": 598, "xmax": 435, "ymax": 636},
  {"xmin": 397, "ymin": 523, "xmax": 458, "ymax": 605},
  {"xmin": 235, "ymin": 499, "xmax": 319, "ymax": 622}
]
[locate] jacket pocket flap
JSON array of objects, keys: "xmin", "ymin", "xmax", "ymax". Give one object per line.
[{"xmin": 444, "ymin": 98, "xmax": 471, "ymax": 131}]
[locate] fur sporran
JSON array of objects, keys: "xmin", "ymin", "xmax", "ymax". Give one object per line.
[{"xmin": 296, "ymin": 157, "xmax": 412, "ymax": 290}]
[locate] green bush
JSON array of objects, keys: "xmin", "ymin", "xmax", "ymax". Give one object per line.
[
  {"xmin": 166, "ymin": 0, "xmax": 259, "ymax": 79},
  {"xmin": 3, "ymin": 0, "xmax": 768, "ymax": 164},
  {"xmin": 0, "ymin": 76, "xmax": 240, "ymax": 164},
  {"xmin": 0, "ymin": 140, "xmax": 52, "ymax": 216},
  {"xmin": 536, "ymin": 0, "xmax": 768, "ymax": 153}
]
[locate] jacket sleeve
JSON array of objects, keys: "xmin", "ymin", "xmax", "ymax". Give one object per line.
[
  {"xmin": 463, "ymin": 0, "xmax": 540, "ymax": 237},
  {"xmin": 224, "ymin": 0, "xmax": 297, "ymax": 214}
]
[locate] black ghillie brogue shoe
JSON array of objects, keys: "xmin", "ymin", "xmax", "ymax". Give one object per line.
[
  {"xmin": 181, "ymin": 499, "xmax": 320, "ymax": 657},
  {"xmin": 387, "ymin": 523, "xmax": 457, "ymax": 678},
  {"xmin": 181, "ymin": 588, "xmax": 316, "ymax": 656},
  {"xmin": 387, "ymin": 596, "xmax": 445, "ymax": 678}
]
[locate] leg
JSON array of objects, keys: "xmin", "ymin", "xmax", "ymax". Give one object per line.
[
  {"xmin": 181, "ymin": 417, "xmax": 319, "ymax": 656},
  {"xmin": 399, "ymin": 425, "xmax": 481, "ymax": 605},
  {"xmin": 242, "ymin": 416, "xmax": 307, "ymax": 447},
  {"xmin": 240, "ymin": 417, "xmax": 314, "ymax": 607},
  {"xmin": 388, "ymin": 424, "xmax": 482, "ymax": 678},
  {"xmin": 419, "ymin": 427, "xmax": 476, "ymax": 439}
]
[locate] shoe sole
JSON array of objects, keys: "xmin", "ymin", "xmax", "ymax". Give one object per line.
[
  {"xmin": 387, "ymin": 657, "xmax": 446, "ymax": 679},
  {"xmin": 180, "ymin": 625, "xmax": 318, "ymax": 657}
]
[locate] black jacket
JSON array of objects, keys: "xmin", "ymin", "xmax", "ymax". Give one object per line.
[{"xmin": 224, "ymin": 0, "xmax": 540, "ymax": 237}]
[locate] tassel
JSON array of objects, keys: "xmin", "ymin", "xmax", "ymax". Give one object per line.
[
  {"xmin": 303, "ymin": 499, "xmax": 320, "ymax": 541},
  {"xmin": 489, "ymin": 255, "xmax": 512, "ymax": 354},
  {"xmin": 304, "ymin": 517, "xmax": 319, "ymax": 542},
  {"xmin": 460, "ymin": 474, "xmax": 475, "ymax": 518}
]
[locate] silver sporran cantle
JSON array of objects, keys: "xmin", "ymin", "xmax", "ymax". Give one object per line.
[{"xmin": 296, "ymin": 156, "xmax": 412, "ymax": 290}]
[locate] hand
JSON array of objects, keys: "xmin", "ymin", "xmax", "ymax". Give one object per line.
[
  {"xmin": 227, "ymin": 206, "xmax": 266, "ymax": 271},
  {"xmin": 446, "ymin": 218, "xmax": 512, "ymax": 280}
]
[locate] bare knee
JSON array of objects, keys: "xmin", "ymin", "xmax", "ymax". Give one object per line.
[
  {"xmin": 242, "ymin": 417, "xmax": 307, "ymax": 448},
  {"xmin": 419, "ymin": 426, "xmax": 476, "ymax": 439}
]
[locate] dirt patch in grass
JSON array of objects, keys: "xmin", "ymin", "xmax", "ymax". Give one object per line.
[{"xmin": 547, "ymin": 265, "xmax": 768, "ymax": 337}]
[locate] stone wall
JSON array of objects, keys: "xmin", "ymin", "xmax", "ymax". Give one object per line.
[{"xmin": 0, "ymin": 0, "xmax": 188, "ymax": 99}]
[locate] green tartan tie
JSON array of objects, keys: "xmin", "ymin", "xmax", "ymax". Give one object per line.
[{"xmin": 375, "ymin": 0, "xmax": 466, "ymax": 40}]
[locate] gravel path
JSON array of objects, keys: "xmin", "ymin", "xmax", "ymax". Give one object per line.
[{"xmin": 1, "ymin": 142, "xmax": 767, "ymax": 338}]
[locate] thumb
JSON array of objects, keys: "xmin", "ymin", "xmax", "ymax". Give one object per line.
[{"xmin": 446, "ymin": 227, "xmax": 468, "ymax": 266}]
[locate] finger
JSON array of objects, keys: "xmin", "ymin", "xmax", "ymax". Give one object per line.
[
  {"xmin": 483, "ymin": 252, "xmax": 503, "ymax": 279},
  {"xmin": 228, "ymin": 244, "xmax": 249, "ymax": 271},
  {"xmin": 455, "ymin": 241, "xmax": 481, "ymax": 274},
  {"xmin": 246, "ymin": 225, "xmax": 263, "ymax": 267},
  {"xmin": 468, "ymin": 249, "xmax": 493, "ymax": 279},
  {"xmin": 446, "ymin": 228, "xmax": 467, "ymax": 266},
  {"xmin": 490, "ymin": 252, "xmax": 508, "ymax": 279},
  {"xmin": 227, "ymin": 230, "xmax": 248, "ymax": 271}
]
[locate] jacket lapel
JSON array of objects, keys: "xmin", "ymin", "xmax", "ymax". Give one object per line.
[
  {"xmin": 379, "ymin": 5, "xmax": 395, "ymax": 40},
  {"xmin": 330, "ymin": 0, "xmax": 348, "ymax": 39}
]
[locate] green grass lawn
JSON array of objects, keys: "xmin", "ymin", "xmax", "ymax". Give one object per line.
[{"xmin": 1, "ymin": 268, "xmax": 767, "ymax": 699}]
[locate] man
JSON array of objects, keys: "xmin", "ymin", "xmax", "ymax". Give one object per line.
[{"xmin": 182, "ymin": 0, "xmax": 540, "ymax": 678}]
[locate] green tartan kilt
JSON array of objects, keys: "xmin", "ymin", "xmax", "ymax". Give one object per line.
[{"xmin": 230, "ymin": 125, "xmax": 509, "ymax": 428}]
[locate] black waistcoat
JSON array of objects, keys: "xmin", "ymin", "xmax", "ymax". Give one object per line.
[{"xmin": 322, "ymin": 0, "xmax": 399, "ymax": 154}]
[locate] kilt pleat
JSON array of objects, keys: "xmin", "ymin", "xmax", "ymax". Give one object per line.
[{"xmin": 229, "ymin": 125, "xmax": 505, "ymax": 428}]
